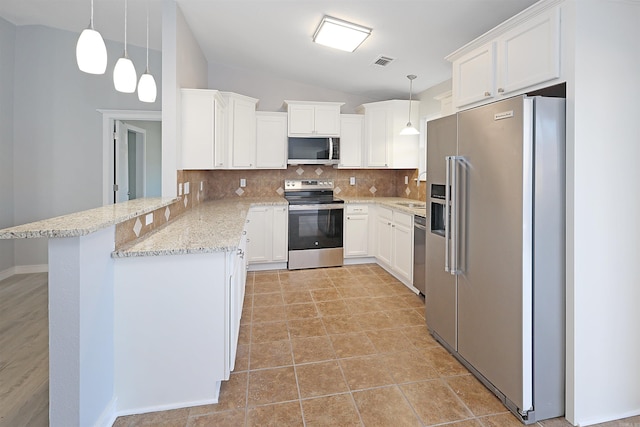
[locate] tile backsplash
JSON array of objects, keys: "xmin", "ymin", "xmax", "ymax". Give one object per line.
[{"xmin": 189, "ymin": 166, "xmax": 426, "ymax": 201}]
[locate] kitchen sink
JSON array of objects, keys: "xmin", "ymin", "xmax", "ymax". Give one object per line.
[{"xmin": 396, "ymin": 202, "xmax": 426, "ymax": 209}]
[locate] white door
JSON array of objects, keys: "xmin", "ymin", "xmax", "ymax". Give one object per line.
[{"xmin": 115, "ymin": 121, "xmax": 147, "ymax": 203}]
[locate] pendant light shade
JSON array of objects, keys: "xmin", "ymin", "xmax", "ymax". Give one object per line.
[
  {"xmin": 400, "ymin": 74, "xmax": 420, "ymax": 136},
  {"xmin": 114, "ymin": 0, "xmax": 137, "ymax": 93},
  {"xmin": 138, "ymin": 3, "xmax": 157, "ymax": 103},
  {"xmin": 138, "ymin": 72, "xmax": 157, "ymax": 102},
  {"xmin": 76, "ymin": 0, "xmax": 107, "ymax": 74},
  {"xmin": 114, "ymin": 56, "xmax": 137, "ymax": 93}
]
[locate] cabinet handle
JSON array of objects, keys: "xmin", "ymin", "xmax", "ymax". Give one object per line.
[
  {"xmin": 387, "ymin": 222, "xmax": 391, "ymax": 225},
  {"xmin": 484, "ymin": 91, "xmax": 491, "ymax": 97},
  {"xmin": 242, "ymin": 230, "xmax": 247, "ymax": 235},
  {"xmin": 498, "ymin": 88, "xmax": 504, "ymax": 93}
]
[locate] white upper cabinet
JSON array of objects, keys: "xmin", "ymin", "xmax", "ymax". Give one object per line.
[
  {"xmin": 357, "ymin": 100, "xmax": 420, "ymax": 169},
  {"xmin": 449, "ymin": 5, "xmax": 562, "ymax": 110},
  {"xmin": 256, "ymin": 112, "xmax": 287, "ymax": 169},
  {"xmin": 222, "ymin": 92, "xmax": 259, "ymax": 169},
  {"xmin": 285, "ymin": 101, "xmax": 344, "ymax": 137},
  {"xmin": 181, "ymin": 89, "xmax": 227, "ymax": 170},
  {"xmin": 338, "ymin": 114, "xmax": 364, "ymax": 168}
]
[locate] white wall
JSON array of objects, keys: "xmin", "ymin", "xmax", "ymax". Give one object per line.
[
  {"xmin": 11, "ymin": 25, "xmax": 161, "ymax": 267},
  {"xmin": 567, "ymin": 1, "xmax": 640, "ymax": 425},
  {"xmin": 208, "ymin": 61, "xmax": 376, "ymax": 113},
  {"xmin": 124, "ymin": 120, "xmax": 162, "ymax": 198},
  {"xmin": 161, "ymin": 0, "xmax": 209, "ymax": 196},
  {"xmin": 0, "ymin": 17, "xmax": 15, "ymax": 276},
  {"xmin": 416, "ymin": 79, "xmax": 452, "ymax": 119}
]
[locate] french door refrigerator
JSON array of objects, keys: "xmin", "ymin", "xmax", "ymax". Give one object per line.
[{"xmin": 425, "ymin": 95, "xmax": 565, "ymax": 424}]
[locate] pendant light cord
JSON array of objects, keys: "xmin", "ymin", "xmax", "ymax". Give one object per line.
[
  {"xmin": 90, "ymin": 0, "xmax": 95, "ymax": 29},
  {"xmin": 145, "ymin": 1, "xmax": 150, "ymax": 72},
  {"xmin": 407, "ymin": 78, "xmax": 413, "ymax": 121},
  {"xmin": 124, "ymin": 0, "xmax": 128, "ymax": 56}
]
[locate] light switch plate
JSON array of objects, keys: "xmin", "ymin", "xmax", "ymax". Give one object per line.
[
  {"xmin": 200, "ymin": 181, "xmax": 204, "ymax": 191},
  {"xmin": 145, "ymin": 213, "xmax": 153, "ymax": 226},
  {"xmin": 185, "ymin": 182, "xmax": 190, "ymax": 194},
  {"xmin": 178, "ymin": 183, "xmax": 183, "ymax": 196},
  {"xmin": 404, "ymin": 176, "xmax": 409, "ymax": 185},
  {"xmin": 240, "ymin": 178, "xmax": 246, "ymax": 188},
  {"xmin": 350, "ymin": 177, "xmax": 356, "ymax": 185}
]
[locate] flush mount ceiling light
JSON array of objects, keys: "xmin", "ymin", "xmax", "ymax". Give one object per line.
[
  {"xmin": 113, "ymin": 0, "xmax": 137, "ymax": 93},
  {"xmin": 312, "ymin": 16, "xmax": 371, "ymax": 52},
  {"xmin": 76, "ymin": 0, "xmax": 107, "ymax": 74},
  {"xmin": 400, "ymin": 74, "xmax": 420, "ymax": 136},
  {"xmin": 137, "ymin": 2, "xmax": 157, "ymax": 103}
]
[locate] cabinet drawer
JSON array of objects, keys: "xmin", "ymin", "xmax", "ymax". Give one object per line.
[
  {"xmin": 346, "ymin": 205, "xmax": 369, "ymax": 215},
  {"xmin": 377, "ymin": 206, "xmax": 393, "ymax": 221},
  {"xmin": 394, "ymin": 211, "xmax": 413, "ymax": 228}
]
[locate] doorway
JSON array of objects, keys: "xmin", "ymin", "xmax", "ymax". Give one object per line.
[{"xmin": 99, "ymin": 110, "xmax": 162, "ymax": 205}]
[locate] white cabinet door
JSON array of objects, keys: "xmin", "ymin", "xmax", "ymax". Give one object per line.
[
  {"xmin": 339, "ymin": 115, "xmax": 364, "ymax": 168},
  {"xmin": 272, "ymin": 206, "xmax": 288, "ymax": 262},
  {"xmin": 365, "ymin": 107, "xmax": 389, "ymax": 167},
  {"xmin": 256, "ymin": 112, "xmax": 287, "ymax": 169},
  {"xmin": 229, "ymin": 234, "xmax": 247, "ymax": 373},
  {"xmin": 227, "ymin": 95, "xmax": 257, "ymax": 169},
  {"xmin": 392, "ymin": 220, "xmax": 413, "ymax": 283},
  {"xmin": 214, "ymin": 98, "xmax": 227, "ymax": 168},
  {"xmin": 288, "ymin": 104, "xmax": 316, "ymax": 135},
  {"xmin": 497, "ymin": 7, "xmax": 560, "ymax": 95},
  {"xmin": 376, "ymin": 207, "xmax": 393, "ymax": 265},
  {"xmin": 452, "ymin": 42, "xmax": 496, "ymax": 108},
  {"xmin": 181, "ymin": 89, "xmax": 222, "ymax": 169},
  {"xmin": 246, "ymin": 207, "xmax": 271, "ymax": 263},
  {"xmin": 345, "ymin": 215, "xmax": 369, "ymax": 257},
  {"xmin": 314, "ymin": 104, "xmax": 341, "ymax": 136}
]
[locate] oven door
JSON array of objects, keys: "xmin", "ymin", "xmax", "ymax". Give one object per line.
[{"xmin": 288, "ymin": 204, "xmax": 343, "ymax": 250}]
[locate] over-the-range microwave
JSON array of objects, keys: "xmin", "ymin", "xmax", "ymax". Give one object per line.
[{"xmin": 287, "ymin": 137, "xmax": 340, "ymax": 165}]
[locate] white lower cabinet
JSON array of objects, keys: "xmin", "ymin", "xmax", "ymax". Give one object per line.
[
  {"xmin": 246, "ymin": 205, "xmax": 288, "ymax": 268},
  {"xmin": 344, "ymin": 205, "xmax": 369, "ymax": 257},
  {"xmin": 229, "ymin": 233, "xmax": 247, "ymax": 372},
  {"xmin": 375, "ymin": 206, "xmax": 414, "ymax": 285}
]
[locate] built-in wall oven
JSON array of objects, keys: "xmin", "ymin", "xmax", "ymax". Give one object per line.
[{"xmin": 284, "ymin": 179, "xmax": 344, "ymax": 270}]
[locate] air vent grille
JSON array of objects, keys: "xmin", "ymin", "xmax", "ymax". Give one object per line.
[{"xmin": 372, "ymin": 55, "xmax": 395, "ymax": 67}]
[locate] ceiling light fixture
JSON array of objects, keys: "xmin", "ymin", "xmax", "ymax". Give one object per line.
[
  {"xmin": 400, "ymin": 74, "xmax": 420, "ymax": 136},
  {"xmin": 113, "ymin": 0, "xmax": 137, "ymax": 93},
  {"xmin": 76, "ymin": 0, "xmax": 107, "ymax": 74},
  {"xmin": 137, "ymin": 2, "xmax": 157, "ymax": 103},
  {"xmin": 312, "ymin": 16, "xmax": 371, "ymax": 53}
]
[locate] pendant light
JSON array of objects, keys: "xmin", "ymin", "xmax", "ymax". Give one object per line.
[
  {"xmin": 138, "ymin": 2, "xmax": 157, "ymax": 103},
  {"xmin": 76, "ymin": 0, "xmax": 107, "ymax": 74},
  {"xmin": 400, "ymin": 74, "xmax": 420, "ymax": 136},
  {"xmin": 113, "ymin": 0, "xmax": 137, "ymax": 93}
]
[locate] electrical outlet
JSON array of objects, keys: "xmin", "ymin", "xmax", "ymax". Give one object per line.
[
  {"xmin": 185, "ymin": 182, "xmax": 190, "ymax": 194},
  {"xmin": 200, "ymin": 181, "xmax": 204, "ymax": 191},
  {"xmin": 145, "ymin": 213, "xmax": 153, "ymax": 226},
  {"xmin": 178, "ymin": 183, "xmax": 183, "ymax": 196},
  {"xmin": 404, "ymin": 176, "xmax": 409, "ymax": 185},
  {"xmin": 350, "ymin": 176, "xmax": 356, "ymax": 186},
  {"xmin": 240, "ymin": 178, "xmax": 246, "ymax": 188}
]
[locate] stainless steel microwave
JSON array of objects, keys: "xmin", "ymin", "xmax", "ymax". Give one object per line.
[{"xmin": 287, "ymin": 137, "xmax": 340, "ymax": 165}]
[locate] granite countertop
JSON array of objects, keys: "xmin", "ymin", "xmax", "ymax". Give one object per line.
[
  {"xmin": 113, "ymin": 197, "xmax": 287, "ymax": 258},
  {"xmin": 0, "ymin": 197, "xmax": 178, "ymax": 239},
  {"xmin": 341, "ymin": 196, "xmax": 427, "ymax": 217}
]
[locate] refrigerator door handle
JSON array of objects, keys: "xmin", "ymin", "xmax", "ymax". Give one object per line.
[
  {"xmin": 450, "ymin": 156, "xmax": 458, "ymax": 275},
  {"xmin": 445, "ymin": 156, "xmax": 452, "ymax": 273}
]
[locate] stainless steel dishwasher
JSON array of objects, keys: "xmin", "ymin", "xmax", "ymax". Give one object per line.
[{"xmin": 413, "ymin": 215, "xmax": 426, "ymax": 295}]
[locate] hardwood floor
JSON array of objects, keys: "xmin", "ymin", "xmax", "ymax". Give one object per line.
[{"xmin": 0, "ymin": 273, "xmax": 49, "ymax": 427}]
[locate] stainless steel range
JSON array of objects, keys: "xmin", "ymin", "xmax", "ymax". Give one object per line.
[{"xmin": 284, "ymin": 179, "xmax": 344, "ymax": 270}]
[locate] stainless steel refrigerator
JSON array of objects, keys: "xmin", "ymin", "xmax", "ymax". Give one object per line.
[{"xmin": 425, "ymin": 95, "xmax": 565, "ymax": 424}]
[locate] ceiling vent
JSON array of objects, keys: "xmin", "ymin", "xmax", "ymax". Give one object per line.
[{"xmin": 372, "ymin": 55, "xmax": 395, "ymax": 67}]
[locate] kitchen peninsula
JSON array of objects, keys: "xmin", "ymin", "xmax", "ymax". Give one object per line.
[{"xmin": 0, "ymin": 196, "xmax": 286, "ymax": 427}]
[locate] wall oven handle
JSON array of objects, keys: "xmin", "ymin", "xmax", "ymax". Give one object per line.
[{"xmin": 288, "ymin": 204, "xmax": 344, "ymax": 211}]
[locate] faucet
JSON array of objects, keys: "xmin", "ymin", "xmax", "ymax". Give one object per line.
[{"xmin": 414, "ymin": 171, "xmax": 427, "ymax": 182}]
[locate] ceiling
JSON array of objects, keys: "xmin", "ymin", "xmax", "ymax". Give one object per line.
[{"xmin": 0, "ymin": 0, "xmax": 538, "ymax": 100}]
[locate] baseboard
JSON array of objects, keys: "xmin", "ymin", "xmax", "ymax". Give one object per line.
[
  {"xmin": 95, "ymin": 397, "xmax": 118, "ymax": 427},
  {"xmin": 0, "ymin": 264, "xmax": 48, "ymax": 281},
  {"xmin": 115, "ymin": 383, "xmax": 221, "ymax": 418},
  {"xmin": 248, "ymin": 262, "xmax": 288, "ymax": 271},
  {"xmin": 343, "ymin": 257, "xmax": 376, "ymax": 265}
]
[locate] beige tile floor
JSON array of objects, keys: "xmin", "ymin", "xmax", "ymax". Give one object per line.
[{"xmin": 110, "ymin": 264, "xmax": 637, "ymax": 427}]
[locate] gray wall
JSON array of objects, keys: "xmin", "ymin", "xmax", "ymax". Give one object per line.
[
  {"xmin": 0, "ymin": 17, "xmax": 15, "ymax": 274},
  {"xmin": 208, "ymin": 61, "xmax": 377, "ymax": 113},
  {"xmin": 12, "ymin": 25, "xmax": 161, "ymax": 267},
  {"xmin": 125, "ymin": 120, "xmax": 162, "ymax": 198}
]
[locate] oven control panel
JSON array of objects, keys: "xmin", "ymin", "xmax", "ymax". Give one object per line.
[{"xmin": 284, "ymin": 179, "xmax": 334, "ymax": 191}]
